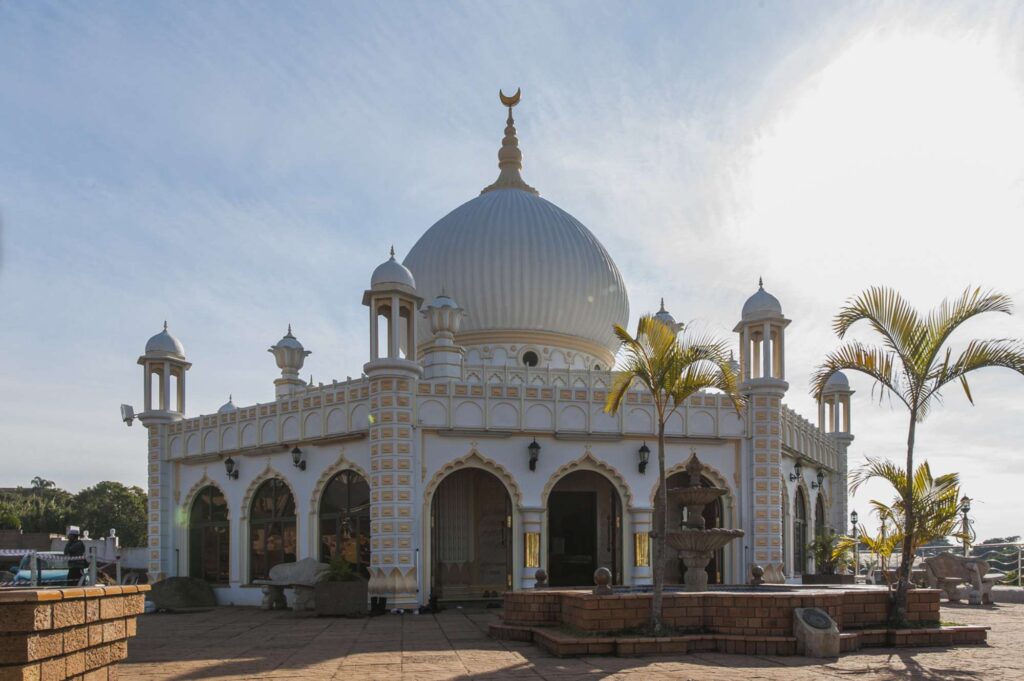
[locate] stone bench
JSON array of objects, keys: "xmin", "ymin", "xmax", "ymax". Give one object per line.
[
  {"xmin": 923, "ymin": 552, "xmax": 989, "ymax": 605},
  {"xmin": 253, "ymin": 558, "xmax": 329, "ymax": 612}
]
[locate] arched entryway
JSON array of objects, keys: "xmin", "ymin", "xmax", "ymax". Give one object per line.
[
  {"xmin": 430, "ymin": 468, "xmax": 512, "ymax": 602},
  {"xmin": 547, "ymin": 470, "xmax": 623, "ymax": 587},
  {"xmin": 249, "ymin": 478, "xmax": 296, "ymax": 581},
  {"xmin": 794, "ymin": 488, "xmax": 808, "ymax": 575},
  {"xmin": 658, "ymin": 473, "xmax": 725, "ymax": 585},
  {"xmin": 188, "ymin": 485, "xmax": 229, "ymax": 583},
  {"xmin": 318, "ymin": 471, "xmax": 371, "ymax": 577}
]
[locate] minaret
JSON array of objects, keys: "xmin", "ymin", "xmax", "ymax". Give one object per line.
[
  {"xmin": 421, "ymin": 293, "xmax": 466, "ymax": 380},
  {"xmin": 481, "ymin": 88, "xmax": 538, "ymax": 195},
  {"xmin": 654, "ymin": 298, "xmax": 681, "ymax": 333},
  {"xmin": 819, "ymin": 371, "xmax": 854, "ymax": 536},
  {"xmin": 362, "ymin": 247, "xmax": 423, "ymax": 607},
  {"xmin": 268, "ymin": 325, "xmax": 310, "ymax": 398},
  {"xmin": 734, "ymin": 279, "xmax": 790, "ymax": 579},
  {"xmin": 137, "ymin": 322, "xmax": 191, "ymax": 583},
  {"xmin": 137, "ymin": 322, "xmax": 191, "ymax": 425}
]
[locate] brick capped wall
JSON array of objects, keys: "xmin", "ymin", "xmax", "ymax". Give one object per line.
[{"xmin": 0, "ymin": 585, "xmax": 148, "ymax": 681}]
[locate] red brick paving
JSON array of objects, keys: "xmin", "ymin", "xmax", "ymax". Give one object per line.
[{"xmin": 121, "ymin": 601, "xmax": 1024, "ymax": 680}]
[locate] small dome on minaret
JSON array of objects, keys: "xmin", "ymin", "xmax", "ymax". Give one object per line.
[
  {"xmin": 654, "ymin": 298, "xmax": 679, "ymax": 331},
  {"xmin": 423, "ymin": 292, "xmax": 465, "ymax": 342},
  {"xmin": 741, "ymin": 278, "xmax": 783, "ymax": 321},
  {"xmin": 217, "ymin": 395, "xmax": 237, "ymax": 414},
  {"xmin": 269, "ymin": 325, "xmax": 311, "ymax": 398},
  {"xmin": 371, "ymin": 246, "xmax": 416, "ymax": 292},
  {"xmin": 145, "ymin": 321, "xmax": 186, "ymax": 359}
]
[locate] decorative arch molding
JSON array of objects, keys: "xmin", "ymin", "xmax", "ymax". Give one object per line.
[
  {"xmin": 179, "ymin": 473, "xmax": 227, "ymax": 520},
  {"xmin": 307, "ymin": 449, "xmax": 371, "ymax": 518},
  {"xmin": 423, "ymin": 447, "xmax": 523, "ymax": 508},
  {"xmin": 541, "ymin": 451, "xmax": 633, "ymax": 508},
  {"xmin": 238, "ymin": 462, "xmax": 295, "ymax": 522}
]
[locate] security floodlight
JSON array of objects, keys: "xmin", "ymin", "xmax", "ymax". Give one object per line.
[{"xmin": 120, "ymin": 404, "xmax": 136, "ymax": 426}]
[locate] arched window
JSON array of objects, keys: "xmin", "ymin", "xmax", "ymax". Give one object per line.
[
  {"xmin": 319, "ymin": 471, "xmax": 371, "ymax": 577},
  {"xmin": 815, "ymin": 494, "xmax": 827, "ymax": 537},
  {"xmin": 249, "ymin": 478, "xmax": 296, "ymax": 581},
  {"xmin": 189, "ymin": 486, "xmax": 229, "ymax": 583},
  {"xmin": 794, "ymin": 488, "xmax": 808, "ymax": 574}
]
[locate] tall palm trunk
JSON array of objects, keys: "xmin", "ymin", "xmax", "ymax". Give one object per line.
[
  {"xmin": 893, "ymin": 411, "xmax": 917, "ymax": 624},
  {"xmin": 651, "ymin": 421, "xmax": 667, "ymax": 632}
]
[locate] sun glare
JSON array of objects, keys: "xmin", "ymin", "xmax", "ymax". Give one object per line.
[{"xmin": 741, "ymin": 32, "xmax": 1024, "ymax": 288}]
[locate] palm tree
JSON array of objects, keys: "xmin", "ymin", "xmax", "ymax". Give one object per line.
[
  {"xmin": 835, "ymin": 458, "xmax": 965, "ymax": 585},
  {"xmin": 30, "ymin": 477, "xmax": 55, "ymax": 491},
  {"xmin": 812, "ymin": 286, "xmax": 1024, "ymax": 622},
  {"xmin": 605, "ymin": 315, "xmax": 742, "ymax": 632}
]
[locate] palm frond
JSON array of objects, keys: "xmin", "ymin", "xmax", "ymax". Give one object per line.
[
  {"xmin": 924, "ymin": 338, "xmax": 1024, "ymax": 405},
  {"xmin": 922, "ymin": 287, "xmax": 1013, "ymax": 369},
  {"xmin": 833, "ymin": 286, "xmax": 925, "ymax": 370},
  {"xmin": 810, "ymin": 342, "xmax": 910, "ymax": 407}
]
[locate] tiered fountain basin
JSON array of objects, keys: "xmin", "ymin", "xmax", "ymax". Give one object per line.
[{"xmin": 491, "ymin": 586, "xmax": 988, "ymax": 657}]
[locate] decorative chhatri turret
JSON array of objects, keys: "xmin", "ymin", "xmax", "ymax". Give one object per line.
[{"xmin": 481, "ymin": 88, "xmax": 538, "ymax": 195}]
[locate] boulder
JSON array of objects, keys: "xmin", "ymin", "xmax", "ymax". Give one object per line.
[{"xmin": 148, "ymin": 576, "xmax": 217, "ymax": 612}]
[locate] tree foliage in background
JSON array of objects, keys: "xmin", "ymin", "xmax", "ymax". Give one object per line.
[
  {"xmin": 0, "ymin": 479, "xmax": 147, "ymax": 545},
  {"xmin": 812, "ymin": 286, "xmax": 1024, "ymax": 624},
  {"xmin": 73, "ymin": 482, "xmax": 148, "ymax": 547}
]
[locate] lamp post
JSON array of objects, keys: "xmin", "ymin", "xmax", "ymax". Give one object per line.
[
  {"xmin": 850, "ymin": 510, "xmax": 859, "ymax": 580},
  {"xmin": 960, "ymin": 495, "xmax": 972, "ymax": 557}
]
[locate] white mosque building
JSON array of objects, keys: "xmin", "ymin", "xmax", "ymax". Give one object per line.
[{"xmin": 131, "ymin": 94, "xmax": 854, "ymax": 607}]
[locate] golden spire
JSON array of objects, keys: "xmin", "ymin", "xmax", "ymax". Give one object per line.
[{"xmin": 481, "ymin": 88, "xmax": 538, "ymax": 195}]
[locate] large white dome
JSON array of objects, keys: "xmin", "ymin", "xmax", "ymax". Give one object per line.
[{"xmin": 403, "ymin": 188, "xmax": 629, "ymax": 357}]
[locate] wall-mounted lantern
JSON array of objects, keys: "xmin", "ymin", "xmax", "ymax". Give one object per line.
[
  {"xmin": 789, "ymin": 459, "xmax": 803, "ymax": 482},
  {"xmin": 811, "ymin": 468, "xmax": 825, "ymax": 489},
  {"xmin": 528, "ymin": 439, "xmax": 541, "ymax": 472},
  {"xmin": 637, "ymin": 442, "xmax": 650, "ymax": 474},
  {"xmin": 291, "ymin": 446, "xmax": 306, "ymax": 471},
  {"xmin": 224, "ymin": 456, "xmax": 239, "ymax": 480}
]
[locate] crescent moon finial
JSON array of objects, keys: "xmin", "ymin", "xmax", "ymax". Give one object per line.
[{"xmin": 499, "ymin": 87, "xmax": 521, "ymax": 108}]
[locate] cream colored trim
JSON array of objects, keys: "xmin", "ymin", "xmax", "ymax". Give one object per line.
[
  {"xmin": 445, "ymin": 329, "xmax": 615, "ymax": 368},
  {"xmin": 541, "ymin": 450, "xmax": 633, "ymax": 507}
]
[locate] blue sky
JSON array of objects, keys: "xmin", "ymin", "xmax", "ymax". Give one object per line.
[{"xmin": 2, "ymin": 1, "xmax": 1024, "ymax": 539}]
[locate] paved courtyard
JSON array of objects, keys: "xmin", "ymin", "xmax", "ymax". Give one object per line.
[{"xmin": 122, "ymin": 602, "xmax": 1024, "ymax": 680}]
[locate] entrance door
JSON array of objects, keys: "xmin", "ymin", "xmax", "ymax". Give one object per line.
[
  {"xmin": 548, "ymin": 491, "xmax": 597, "ymax": 586},
  {"xmin": 547, "ymin": 470, "xmax": 623, "ymax": 587},
  {"xmin": 430, "ymin": 468, "xmax": 512, "ymax": 601}
]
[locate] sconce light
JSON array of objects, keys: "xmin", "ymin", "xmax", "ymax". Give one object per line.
[
  {"xmin": 528, "ymin": 439, "xmax": 541, "ymax": 472},
  {"xmin": 291, "ymin": 446, "xmax": 306, "ymax": 471},
  {"xmin": 850, "ymin": 509, "xmax": 859, "ymax": 532},
  {"xmin": 811, "ymin": 469, "xmax": 825, "ymax": 489},
  {"xmin": 789, "ymin": 459, "xmax": 803, "ymax": 482},
  {"xmin": 224, "ymin": 456, "xmax": 239, "ymax": 480},
  {"xmin": 637, "ymin": 442, "xmax": 650, "ymax": 474}
]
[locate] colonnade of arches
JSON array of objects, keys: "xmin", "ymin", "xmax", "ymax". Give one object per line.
[
  {"xmin": 186, "ymin": 470, "xmax": 371, "ymax": 584},
  {"xmin": 186, "ymin": 460, "xmax": 743, "ymax": 593},
  {"xmin": 784, "ymin": 484, "xmax": 831, "ymax": 576}
]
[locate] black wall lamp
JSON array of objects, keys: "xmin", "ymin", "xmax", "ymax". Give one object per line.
[
  {"xmin": 224, "ymin": 456, "xmax": 239, "ymax": 480},
  {"xmin": 789, "ymin": 459, "xmax": 803, "ymax": 482},
  {"xmin": 291, "ymin": 446, "xmax": 306, "ymax": 471},
  {"xmin": 528, "ymin": 439, "xmax": 541, "ymax": 471},
  {"xmin": 638, "ymin": 442, "xmax": 650, "ymax": 474},
  {"xmin": 811, "ymin": 469, "xmax": 825, "ymax": 489}
]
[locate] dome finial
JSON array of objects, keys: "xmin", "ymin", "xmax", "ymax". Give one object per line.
[
  {"xmin": 389, "ymin": 245, "xmax": 395, "ymax": 259},
  {"xmin": 163, "ymin": 320, "xmax": 168, "ymax": 331},
  {"xmin": 286, "ymin": 323, "xmax": 294, "ymax": 338},
  {"xmin": 758, "ymin": 276, "xmax": 764, "ymax": 289},
  {"xmin": 659, "ymin": 298, "xmax": 666, "ymax": 313},
  {"xmin": 481, "ymin": 88, "xmax": 538, "ymax": 196}
]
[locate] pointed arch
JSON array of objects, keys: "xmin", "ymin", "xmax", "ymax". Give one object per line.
[
  {"xmin": 541, "ymin": 450, "xmax": 633, "ymax": 508},
  {"xmin": 423, "ymin": 448, "xmax": 523, "ymax": 507},
  {"xmin": 650, "ymin": 453, "xmax": 734, "ymax": 507},
  {"xmin": 180, "ymin": 473, "xmax": 227, "ymax": 518},
  {"xmin": 308, "ymin": 450, "xmax": 370, "ymax": 516},
  {"xmin": 239, "ymin": 462, "xmax": 295, "ymax": 521}
]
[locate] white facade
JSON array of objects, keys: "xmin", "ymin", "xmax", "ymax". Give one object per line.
[{"xmin": 132, "ymin": 98, "xmax": 853, "ymax": 606}]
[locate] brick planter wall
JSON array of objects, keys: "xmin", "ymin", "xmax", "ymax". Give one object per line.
[
  {"xmin": 504, "ymin": 588, "xmax": 941, "ymax": 636},
  {"xmin": 0, "ymin": 585, "xmax": 149, "ymax": 681}
]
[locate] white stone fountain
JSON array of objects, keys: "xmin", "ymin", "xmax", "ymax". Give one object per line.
[{"xmin": 665, "ymin": 454, "xmax": 745, "ymax": 592}]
